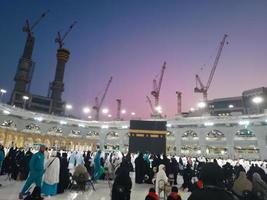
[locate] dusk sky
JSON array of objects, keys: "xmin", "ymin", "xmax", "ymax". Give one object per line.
[{"xmin": 0, "ymin": 0, "xmax": 267, "ymax": 119}]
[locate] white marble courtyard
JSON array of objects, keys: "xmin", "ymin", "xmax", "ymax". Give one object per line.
[{"xmin": 0, "ymin": 175, "xmax": 190, "ymax": 200}]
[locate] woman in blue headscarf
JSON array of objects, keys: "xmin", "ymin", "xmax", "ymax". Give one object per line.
[{"xmin": 93, "ymin": 150, "xmax": 102, "ymax": 181}]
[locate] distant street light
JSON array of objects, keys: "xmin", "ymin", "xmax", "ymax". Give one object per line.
[
  {"xmin": 252, "ymin": 96, "xmax": 264, "ymax": 114},
  {"xmin": 121, "ymin": 109, "xmax": 126, "ymax": 114},
  {"xmin": 108, "ymin": 114, "xmax": 112, "ymax": 118},
  {"xmin": 22, "ymin": 95, "xmax": 29, "ymax": 109},
  {"xmin": 131, "ymin": 112, "xmax": 136, "ymax": 116},
  {"xmin": 102, "ymin": 108, "xmax": 109, "ymax": 114},
  {"xmin": 83, "ymin": 107, "xmax": 90, "ymax": 114}
]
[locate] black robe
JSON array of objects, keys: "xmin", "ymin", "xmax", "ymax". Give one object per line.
[
  {"xmin": 57, "ymin": 157, "xmax": 70, "ymax": 193},
  {"xmin": 112, "ymin": 163, "xmax": 132, "ymax": 200},
  {"xmin": 135, "ymin": 154, "xmax": 145, "ymax": 184}
]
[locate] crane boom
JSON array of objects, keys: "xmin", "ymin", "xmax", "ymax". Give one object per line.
[
  {"xmin": 195, "ymin": 74, "xmax": 205, "ymax": 89},
  {"xmin": 23, "ymin": 10, "xmax": 49, "ymax": 36},
  {"xmin": 99, "ymin": 76, "xmax": 113, "ymax": 108},
  {"xmin": 206, "ymin": 34, "xmax": 228, "ymax": 89},
  {"xmin": 55, "ymin": 21, "xmax": 77, "ymax": 48},
  {"xmin": 31, "ymin": 10, "xmax": 50, "ymax": 31},
  {"xmin": 151, "ymin": 61, "xmax": 166, "ymax": 107},
  {"xmin": 146, "ymin": 96, "xmax": 154, "ymax": 113},
  {"xmin": 194, "ymin": 34, "xmax": 228, "ymax": 101},
  {"xmin": 157, "ymin": 61, "xmax": 166, "ymax": 92},
  {"xmin": 93, "ymin": 76, "xmax": 113, "ymax": 120}
]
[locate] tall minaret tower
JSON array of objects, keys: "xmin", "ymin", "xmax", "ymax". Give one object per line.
[
  {"xmin": 50, "ymin": 22, "xmax": 76, "ymax": 115},
  {"xmin": 10, "ymin": 11, "xmax": 49, "ymax": 106}
]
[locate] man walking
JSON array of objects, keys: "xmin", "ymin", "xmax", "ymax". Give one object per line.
[{"xmin": 19, "ymin": 145, "xmax": 45, "ymax": 199}]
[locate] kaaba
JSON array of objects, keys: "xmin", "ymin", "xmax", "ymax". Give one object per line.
[{"xmin": 129, "ymin": 120, "xmax": 167, "ymax": 155}]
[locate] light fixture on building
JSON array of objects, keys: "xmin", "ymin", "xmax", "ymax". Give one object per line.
[
  {"xmin": 197, "ymin": 102, "xmax": 206, "ymax": 108},
  {"xmin": 3, "ymin": 110, "xmax": 10, "ymax": 115},
  {"xmin": 101, "ymin": 125, "xmax": 109, "ymax": 129},
  {"xmin": 252, "ymin": 96, "xmax": 263, "ymax": 104},
  {"xmin": 238, "ymin": 120, "xmax": 249, "ymax": 126},
  {"xmin": 60, "ymin": 120, "xmax": 67, "ymax": 125},
  {"xmin": 204, "ymin": 122, "xmax": 214, "ymax": 126},
  {"xmin": 65, "ymin": 104, "xmax": 72, "ymax": 110}
]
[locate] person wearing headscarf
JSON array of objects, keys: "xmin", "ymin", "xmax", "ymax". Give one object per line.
[
  {"xmin": 21, "ymin": 148, "xmax": 33, "ymax": 180},
  {"xmin": 42, "ymin": 151, "xmax": 60, "ymax": 196},
  {"xmin": 135, "ymin": 152, "xmax": 145, "ymax": 183},
  {"xmin": 68, "ymin": 151, "xmax": 76, "ymax": 174},
  {"xmin": 93, "ymin": 150, "xmax": 102, "ymax": 181},
  {"xmin": 19, "ymin": 145, "xmax": 45, "ymax": 200},
  {"xmin": 182, "ymin": 162, "xmax": 194, "ymax": 191},
  {"xmin": 167, "ymin": 186, "xmax": 182, "ymax": 200},
  {"xmin": 188, "ymin": 162, "xmax": 238, "ymax": 200},
  {"xmin": 84, "ymin": 151, "xmax": 92, "ymax": 175},
  {"xmin": 232, "ymin": 171, "xmax": 252, "ymax": 197},
  {"xmin": 252, "ymin": 172, "xmax": 267, "ymax": 199},
  {"xmin": 57, "ymin": 152, "xmax": 70, "ymax": 194},
  {"xmin": 75, "ymin": 152, "xmax": 84, "ymax": 166},
  {"xmin": 170, "ymin": 157, "xmax": 179, "ymax": 185},
  {"xmin": 112, "ymin": 160, "xmax": 132, "ymax": 200},
  {"xmin": 145, "ymin": 188, "xmax": 160, "ymax": 200},
  {"xmin": 162, "ymin": 154, "xmax": 171, "ymax": 177},
  {"xmin": 156, "ymin": 164, "xmax": 170, "ymax": 195}
]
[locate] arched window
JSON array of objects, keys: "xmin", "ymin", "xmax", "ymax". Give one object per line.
[
  {"xmin": 1, "ymin": 120, "xmax": 16, "ymax": 128},
  {"xmin": 236, "ymin": 129, "xmax": 254, "ymax": 137},
  {"xmin": 207, "ymin": 130, "xmax": 224, "ymax": 138},
  {"xmin": 48, "ymin": 126, "xmax": 63, "ymax": 136},
  {"xmin": 71, "ymin": 130, "xmax": 81, "ymax": 136},
  {"xmin": 87, "ymin": 131, "xmax": 99, "ymax": 137},
  {"xmin": 25, "ymin": 123, "xmax": 40, "ymax": 131},
  {"xmin": 106, "ymin": 131, "xmax": 119, "ymax": 138},
  {"xmin": 182, "ymin": 130, "xmax": 198, "ymax": 138}
]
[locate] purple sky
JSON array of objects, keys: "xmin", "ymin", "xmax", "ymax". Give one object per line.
[{"xmin": 0, "ymin": 1, "xmax": 267, "ymax": 119}]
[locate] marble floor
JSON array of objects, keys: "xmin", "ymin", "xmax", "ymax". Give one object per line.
[{"xmin": 0, "ymin": 175, "xmax": 191, "ymax": 200}]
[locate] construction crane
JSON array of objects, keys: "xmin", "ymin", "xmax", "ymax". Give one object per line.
[
  {"xmin": 116, "ymin": 99, "xmax": 122, "ymax": 121},
  {"xmin": 151, "ymin": 61, "xmax": 166, "ymax": 108},
  {"xmin": 23, "ymin": 10, "xmax": 49, "ymax": 37},
  {"xmin": 194, "ymin": 34, "xmax": 228, "ymax": 102},
  {"xmin": 93, "ymin": 77, "xmax": 113, "ymax": 120},
  {"xmin": 146, "ymin": 96, "xmax": 154, "ymax": 114},
  {"xmin": 55, "ymin": 21, "xmax": 77, "ymax": 49}
]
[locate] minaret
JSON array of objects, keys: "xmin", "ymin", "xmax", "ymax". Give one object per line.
[
  {"xmin": 10, "ymin": 11, "xmax": 49, "ymax": 106},
  {"xmin": 12, "ymin": 34, "xmax": 35, "ymax": 94},
  {"xmin": 50, "ymin": 48, "xmax": 70, "ymax": 114},
  {"xmin": 50, "ymin": 21, "xmax": 76, "ymax": 115}
]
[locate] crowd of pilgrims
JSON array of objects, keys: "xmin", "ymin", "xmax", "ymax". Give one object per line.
[{"xmin": 0, "ymin": 143, "xmax": 267, "ymax": 200}]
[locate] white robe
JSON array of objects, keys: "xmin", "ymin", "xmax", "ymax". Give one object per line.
[
  {"xmin": 44, "ymin": 157, "xmax": 60, "ymax": 185},
  {"xmin": 155, "ymin": 164, "xmax": 168, "ymax": 194}
]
